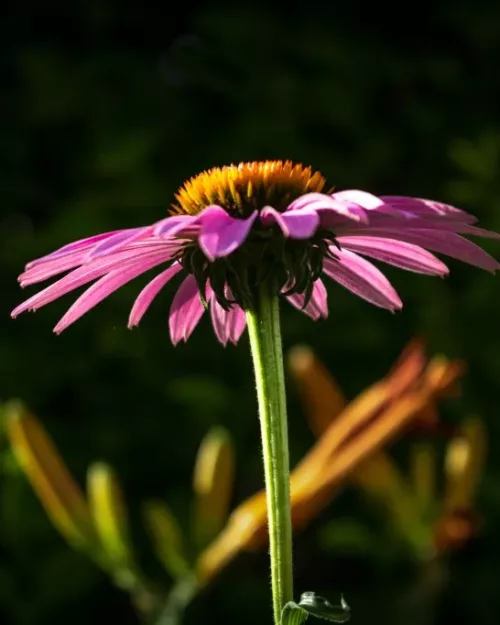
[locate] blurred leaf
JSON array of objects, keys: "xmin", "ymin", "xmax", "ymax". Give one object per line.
[
  {"xmin": 318, "ymin": 518, "xmax": 377, "ymax": 555},
  {"xmin": 165, "ymin": 376, "xmax": 232, "ymax": 419},
  {"xmin": 410, "ymin": 444, "xmax": 437, "ymax": 518},
  {"xmin": 144, "ymin": 500, "xmax": 191, "ymax": 581}
]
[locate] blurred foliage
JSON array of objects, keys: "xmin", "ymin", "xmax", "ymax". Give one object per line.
[
  {"xmin": 1, "ymin": 1, "xmax": 500, "ymax": 624},
  {"xmin": 1, "ymin": 343, "xmax": 476, "ymax": 625}
]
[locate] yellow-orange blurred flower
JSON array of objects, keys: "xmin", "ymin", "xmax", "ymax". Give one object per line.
[
  {"xmin": 87, "ymin": 462, "xmax": 136, "ymax": 588},
  {"xmin": 5, "ymin": 341, "xmax": 480, "ymax": 614},
  {"xmin": 4, "ymin": 402, "xmax": 160, "ymax": 612},
  {"xmin": 143, "ymin": 426, "xmax": 236, "ymax": 584},
  {"xmin": 434, "ymin": 417, "xmax": 485, "ymax": 554},
  {"xmin": 4, "ymin": 400, "xmax": 97, "ymax": 551},
  {"xmin": 196, "ymin": 341, "xmax": 465, "ymax": 583},
  {"xmin": 192, "ymin": 427, "xmax": 234, "ymax": 549},
  {"xmin": 276, "ymin": 341, "xmax": 483, "ymax": 559}
]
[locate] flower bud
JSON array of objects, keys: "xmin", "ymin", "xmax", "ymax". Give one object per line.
[
  {"xmin": 87, "ymin": 462, "xmax": 135, "ymax": 585},
  {"xmin": 4, "ymin": 400, "xmax": 96, "ymax": 551},
  {"xmin": 192, "ymin": 427, "xmax": 234, "ymax": 548}
]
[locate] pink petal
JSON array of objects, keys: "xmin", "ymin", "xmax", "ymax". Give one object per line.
[
  {"xmin": 169, "ymin": 275, "xmax": 206, "ymax": 344},
  {"xmin": 209, "ymin": 297, "xmax": 228, "ymax": 345},
  {"xmin": 348, "ymin": 213, "xmax": 490, "ymax": 233},
  {"xmin": 336, "ymin": 236, "xmax": 449, "ymax": 276},
  {"xmin": 288, "ymin": 192, "xmax": 368, "ymax": 225},
  {"xmin": 84, "ymin": 227, "xmax": 153, "ymax": 261},
  {"xmin": 154, "ymin": 214, "xmax": 200, "ymax": 238},
  {"xmin": 209, "ymin": 295, "xmax": 247, "ymax": 346},
  {"xmin": 20, "ymin": 236, "xmax": 183, "ymax": 287},
  {"xmin": 453, "ymin": 224, "xmax": 500, "ymax": 239},
  {"xmin": 285, "ymin": 279, "xmax": 328, "ymax": 320},
  {"xmin": 209, "ymin": 299, "xmax": 231, "ymax": 345},
  {"xmin": 198, "ymin": 207, "xmax": 257, "ymax": 260},
  {"xmin": 332, "ymin": 190, "xmax": 386, "ymax": 210},
  {"xmin": 128, "ymin": 262, "xmax": 183, "ymax": 328},
  {"xmin": 20, "ymin": 249, "xmax": 101, "ymax": 286},
  {"xmin": 380, "ymin": 196, "xmax": 477, "ymax": 223},
  {"xmin": 323, "ymin": 249, "xmax": 402, "ymax": 311},
  {"xmin": 53, "ymin": 253, "xmax": 173, "ymax": 333},
  {"xmin": 286, "ymin": 293, "xmax": 320, "ymax": 319},
  {"xmin": 228, "ymin": 306, "xmax": 247, "ymax": 344},
  {"xmin": 260, "ymin": 206, "xmax": 319, "ymax": 238},
  {"xmin": 341, "ymin": 229, "xmax": 500, "ymax": 272},
  {"xmin": 12, "ymin": 248, "xmax": 174, "ymax": 317},
  {"xmin": 25, "ymin": 231, "xmax": 122, "ymax": 268}
]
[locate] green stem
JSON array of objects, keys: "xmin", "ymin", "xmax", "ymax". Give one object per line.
[
  {"xmin": 246, "ymin": 286, "xmax": 293, "ymax": 625},
  {"xmin": 150, "ymin": 576, "xmax": 198, "ymax": 625}
]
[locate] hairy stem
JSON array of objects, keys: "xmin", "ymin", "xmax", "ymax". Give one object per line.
[{"xmin": 246, "ymin": 287, "xmax": 293, "ymax": 624}]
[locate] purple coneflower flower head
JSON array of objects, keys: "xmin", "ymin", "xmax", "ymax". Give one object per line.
[{"xmin": 12, "ymin": 161, "xmax": 499, "ymax": 345}]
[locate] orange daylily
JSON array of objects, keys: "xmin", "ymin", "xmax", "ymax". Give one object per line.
[
  {"xmin": 4, "ymin": 341, "xmax": 474, "ymax": 608},
  {"xmin": 197, "ymin": 341, "xmax": 464, "ymax": 582},
  {"xmin": 4, "ymin": 401, "xmax": 98, "ymax": 551},
  {"xmin": 285, "ymin": 340, "xmax": 483, "ymax": 557}
]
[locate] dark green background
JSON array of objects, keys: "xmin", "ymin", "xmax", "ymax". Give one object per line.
[{"xmin": 1, "ymin": 1, "xmax": 500, "ymax": 624}]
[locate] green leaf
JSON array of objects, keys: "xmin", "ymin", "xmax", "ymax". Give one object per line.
[
  {"xmin": 281, "ymin": 602, "xmax": 309, "ymax": 625},
  {"xmin": 143, "ymin": 500, "xmax": 191, "ymax": 580},
  {"xmin": 282, "ymin": 593, "xmax": 351, "ymax": 624},
  {"xmin": 299, "ymin": 593, "xmax": 351, "ymax": 623}
]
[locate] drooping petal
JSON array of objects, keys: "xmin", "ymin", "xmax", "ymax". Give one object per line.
[
  {"xmin": 154, "ymin": 214, "xmax": 201, "ymax": 238},
  {"xmin": 450, "ymin": 224, "xmax": 500, "ymax": 239},
  {"xmin": 323, "ymin": 250, "xmax": 402, "ymax": 311},
  {"xmin": 285, "ymin": 279, "xmax": 329, "ymax": 320},
  {"xmin": 340, "ymin": 229, "xmax": 500, "ymax": 272},
  {"xmin": 227, "ymin": 306, "xmax": 247, "ymax": 344},
  {"xmin": 345, "ymin": 213, "xmax": 494, "ymax": 233},
  {"xmin": 25, "ymin": 231, "xmax": 122, "ymax": 268},
  {"xmin": 198, "ymin": 207, "xmax": 258, "ymax": 260},
  {"xmin": 53, "ymin": 253, "xmax": 174, "ymax": 333},
  {"xmin": 169, "ymin": 275, "xmax": 206, "ymax": 344},
  {"xmin": 332, "ymin": 190, "xmax": 387, "ymax": 210},
  {"xmin": 84, "ymin": 227, "xmax": 154, "ymax": 261},
  {"xmin": 380, "ymin": 196, "xmax": 478, "ymax": 223},
  {"xmin": 260, "ymin": 206, "xmax": 320, "ymax": 238},
  {"xmin": 288, "ymin": 192, "xmax": 368, "ymax": 225},
  {"xmin": 128, "ymin": 262, "xmax": 183, "ymax": 328},
  {"xmin": 286, "ymin": 293, "xmax": 320, "ymax": 319},
  {"xmin": 209, "ymin": 297, "xmax": 229, "ymax": 345},
  {"xmin": 19, "ymin": 237, "xmax": 183, "ymax": 287},
  {"xmin": 336, "ymin": 236, "xmax": 449, "ymax": 275},
  {"xmin": 19, "ymin": 249, "xmax": 102, "ymax": 286},
  {"xmin": 207, "ymin": 284, "xmax": 247, "ymax": 346},
  {"xmin": 12, "ymin": 248, "xmax": 175, "ymax": 317}
]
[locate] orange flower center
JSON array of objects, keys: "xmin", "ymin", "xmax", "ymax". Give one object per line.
[{"xmin": 172, "ymin": 160, "xmax": 327, "ymax": 218}]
